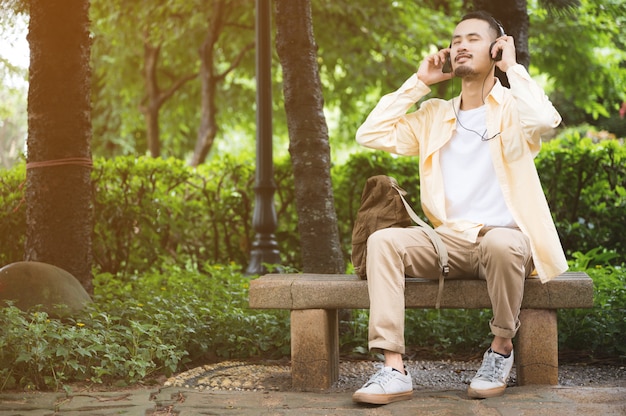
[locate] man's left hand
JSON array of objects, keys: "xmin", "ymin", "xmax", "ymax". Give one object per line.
[{"xmin": 493, "ymin": 35, "xmax": 517, "ymax": 72}]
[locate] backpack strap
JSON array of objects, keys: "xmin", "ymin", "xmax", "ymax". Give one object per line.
[{"xmin": 389, "ymin": 178, "xmax": 449, "ymax": 308}]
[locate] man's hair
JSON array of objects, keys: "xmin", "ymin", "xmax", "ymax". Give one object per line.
[{"xmin": 459, "ymin": 11, "xmax": 505, "ymax": 40}]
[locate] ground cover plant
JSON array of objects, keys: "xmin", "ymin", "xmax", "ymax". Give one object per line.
[
  {"xmin": 0, "ymin": 263, "xmax": 290, "ymax": 391},
  {"xmin": 1, "ymin": 252, "xmax": 622, "ymax": 392}
]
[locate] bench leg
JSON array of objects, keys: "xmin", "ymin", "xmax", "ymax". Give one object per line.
[
  {"xmin": 516, "ymin": 309, "xmax": 558, "ymax": 385},
  {"xmin": 290, "ymin": 309, "xmax": 339, "ymax": 390}
]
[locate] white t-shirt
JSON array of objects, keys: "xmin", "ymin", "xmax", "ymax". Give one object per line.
[{"xmin": 440, "ymin": 105, "xmax": 516, "ymax": 227}]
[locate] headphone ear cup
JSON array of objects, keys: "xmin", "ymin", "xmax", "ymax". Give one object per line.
[
  {"xmin": 442, "ymin": 54, "xmax": 452, "ymax": 73},
  {"xmin": 489, "ymin": 41, "xmax": 503, "ymax": 61},
  {"xmin": 442, "ymin": 42, "xmax": 453, "ymax": 73}
]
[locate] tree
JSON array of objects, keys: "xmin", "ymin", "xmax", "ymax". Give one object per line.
[
  {"xmin": 90, "ymin": 0, "xmax": 257, "ymax": 162},
  {"xmin": 0, "ymin": 71, "xmax": 27, "ymax": 169},
  {"xmin": 140, "ymin": 33, "xmax": 197, "ymax": 158},
  {"xmin": 191, "ymin": 0, "xmax": 255, "ymax": 166},
  {"xmin": 531, "ymin": 0, "xmax": 626, "ymax": 125},
  {"xmin": 90, "ymin": 0, "xmax": 203, "ymax": 159},
  {"xmin": 311, "ymin": 0, "xmax": 461, "ymax": 148},
  {"xmin": 469, "ymin": 0, "xmax": 625, "ymax": 126},
  {"xmin": 468, "ymin": 0, "xmax": 581, "ymax": 86},
  {"xmin": 25, "ymin": 0, "xmax": 93, "ymax": 292},
  {"xmin": 275, "ymin": 0, "xmax": 344, "ymax": 273}
]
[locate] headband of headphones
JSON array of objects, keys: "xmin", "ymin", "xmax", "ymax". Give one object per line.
[{"xmin": 493, "ymin": 19, "xmax": 506, "ymax": 37}]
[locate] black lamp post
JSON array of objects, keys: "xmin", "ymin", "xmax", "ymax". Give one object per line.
[{"xmin": 246, "ymin": 0, "xmax": 281, "ymax": 275}]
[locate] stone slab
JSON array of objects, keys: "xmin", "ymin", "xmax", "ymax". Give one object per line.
[
  {"xmin": 1, "ymin": 386, "xmax": 624, "ymax": 416},
  {"xmin": 249, "ymin": 272, "xmax": 593, "ymax": 310}
]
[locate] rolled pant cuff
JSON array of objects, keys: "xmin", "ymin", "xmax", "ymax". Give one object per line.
[
  {"xmin": 368, "ymin": 340, "xmax": 405, "ymax": 355},
  {"xmin": 490, "ymin": 320, "xmax": 519, "ymax": 339}
]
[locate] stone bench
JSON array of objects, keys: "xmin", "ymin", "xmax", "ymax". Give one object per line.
[{"xmin": 248, "ymin": 271, "xmax": 594, "ymax": 390}]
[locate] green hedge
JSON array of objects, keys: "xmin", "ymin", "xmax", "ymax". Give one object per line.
[
  {"xmin": 536, "ymin": 128, "xmax": 626, "ymax": 261},
  {"xmin": 1, "ymin": 126, "xmax": 624, "ymax": 272},
  {"xmin": 1, "ymin": 155, "xmax": 300, "ymax": 274}
]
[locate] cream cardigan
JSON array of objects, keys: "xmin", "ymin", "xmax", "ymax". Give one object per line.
[{"xmin": 356, "ymin": 65, "xmax": 568, "ymax": 281}]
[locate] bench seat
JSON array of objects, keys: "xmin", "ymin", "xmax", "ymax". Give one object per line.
[{"xmin": 249, "ymin": 271, "xmax": 593, "ymax": 390}]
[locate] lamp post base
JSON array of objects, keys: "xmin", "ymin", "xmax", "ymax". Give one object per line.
[{"xmin": 246, "ymin": 236, "xmax": 281, "ymax": 275}]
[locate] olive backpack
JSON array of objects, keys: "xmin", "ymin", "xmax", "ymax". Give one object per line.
[{"xmin": 351, "ymin": 175, "xmax": 449, "ymax": 307}]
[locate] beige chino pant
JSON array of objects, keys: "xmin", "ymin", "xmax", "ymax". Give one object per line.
[{"xmin": 366, "ymin": 226, "xmax": 533, "ymax": 354}]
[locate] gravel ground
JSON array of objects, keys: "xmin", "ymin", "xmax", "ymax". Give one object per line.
[{"xmin": 164, "ymin": 358, "xmax": 626, "ymax": 393}]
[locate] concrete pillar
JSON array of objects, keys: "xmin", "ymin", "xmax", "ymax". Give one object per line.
[
  {"xmin": 290, "ymin": 309, "xmax": 339, "ymax": 390},
  {"xmin": 516, "ymin": 309, "xmax": 559, "ymax": 385}
]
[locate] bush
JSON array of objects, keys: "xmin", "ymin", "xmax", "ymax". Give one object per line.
[
  {"xmin": 536, "ymin": 127, "xmax": 626, "ymax": 264},
  {"xmin": 91, "ymin": 155, "xmax": 258, "ymax": 274},
  {"xmin": 558, "ymin": 249, "xmax": 626, "ymax": 359},
  {"xmin": 0, "ymin": 163, "xmax": 26, "ymax": 266},
  {"xmin": 0, "ymin": 155, "xmax": 299, "ymax": 273},
  {"xmin": 1, "ymin": 128, "xmax": 623, "ymax": 271}
]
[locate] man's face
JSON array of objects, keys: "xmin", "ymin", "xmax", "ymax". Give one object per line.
[{"xmin": 450, "ymin": 19, "xmax": 496, "ymax": 78}]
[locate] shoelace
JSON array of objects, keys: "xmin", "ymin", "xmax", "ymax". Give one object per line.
[
  {"xmin": 475, "ymin": 354, "xmax": 506, "ymax": 382},
  {"xmin": 364, "ymin": 368, "xmax": 396, "ymax": 387}
]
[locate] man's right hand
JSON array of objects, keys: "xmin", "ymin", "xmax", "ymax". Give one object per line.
[{"xmin": 416, "ymin": 48, "xmax": 454, "ymax": 86}]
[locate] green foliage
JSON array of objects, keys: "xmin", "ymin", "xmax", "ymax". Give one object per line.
[
  {"xmin": 558, "ymin": 250, "xmax": 626, "ymax": 359},
  {"xmin": 1, "ymin": 127, "xmax": 624, "ymax": 270},
  {"xmin": 531, "ymin": 0, "xmax": 626, "ymax": 123},
  {"xmin": 536, "ymin": 127, "xmax": 626, "ymax": 263},
  {"xmin": 89, "ymin": 154, "xmax": 299, "ymax": 273},
  {"xmin": 1, "ymin": 127, "xmax": 625, "ymax": 391},
  {"xmin": 3, "ymin": 0, "xmax": 625, "ymax": 162},
  {"xmin": 0, "ymin": 162, "xmax": 25, "ymax": 264},
  {"xmin": 0, "ymin": 263, "xmax": 289, "ymax": 391},
  {"xmin": 90, "ymin": 0, "xmax": 258, "ymax": 159},
  {"xmin": 0, "ymin": 302, "xmax": 185, "ymax": 391},
  {"xmin": 91, "ymin": 155, "xmax": 256, "ymax": 274},
  {"xmin": 313, "ymin": 0, "xmax": 462, "ymax": 147},
  {"xmin": 0, "ymin": 154, "xmax": 300, "ymax": 273},
  {"xmin": 0, "ymin": 8, "xmax": 27, "ymax": 169}
]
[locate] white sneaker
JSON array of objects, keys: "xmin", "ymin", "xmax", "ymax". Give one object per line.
[
  {"xmin": 467, "ymin": 348, "xmax": 514, "ymax": 399},
  {"xmin": 352, "ymin": 366, "xmax": 413, "ymax": 404}
]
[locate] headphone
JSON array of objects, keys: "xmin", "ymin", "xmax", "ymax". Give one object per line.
[
  {"xmin": 442, "ymin": 18, "xmax": 506, "ymax": 73},
  {"xmin": 445, "ymin": 17, "xmax": 506, "ymax": 140}
]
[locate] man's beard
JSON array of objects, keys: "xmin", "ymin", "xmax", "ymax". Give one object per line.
[{"xmin": 454, "ymin": 65, "xmax": 477, "ymax": 78}]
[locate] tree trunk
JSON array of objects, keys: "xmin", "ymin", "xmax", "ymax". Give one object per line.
[
  {"xmin": 190, "ymin": 0, "xmax": 254, "ymax": 166},
  {"xmin": 275, "ymin": 0, "xmax": 345, "ymax": 274},
  {"xmin": 190, "ymin": 71, "xmax": 218, "ymax": 166},
  {"xmin": 26, "ymin": 0, "xmax": 94, "ymax": 292},
  {"xmin": 190, "ymin": 0, "xmax": 224, "ymax": 167},
  {"xmin": 141, "ymin": 39, "xmax": 197, "ymax": 159},
  {"xmin": 142, "ymin": 41, "xmax": 162, "ymax": 158}
]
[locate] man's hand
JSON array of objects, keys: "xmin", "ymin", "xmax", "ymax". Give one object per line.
[
  {"xmin": 492, "ymin": 35, "xmax": 517, "ymax": 72},
  {"xmin": 416, "ymin": 48, "xmax": 455, "ymax": 86}
]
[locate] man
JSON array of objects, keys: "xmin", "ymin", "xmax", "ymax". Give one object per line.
[{"xmin": 352, "ymin": 11, "xmax": 567, "ymax": 404}]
